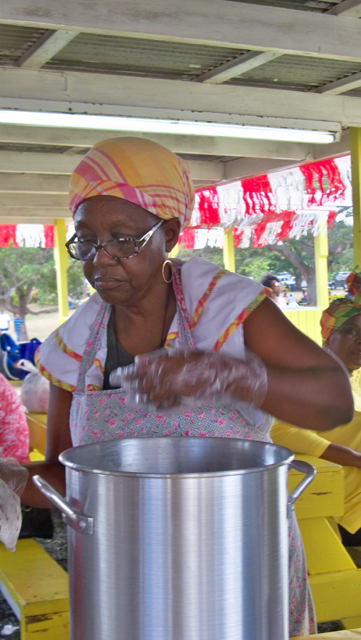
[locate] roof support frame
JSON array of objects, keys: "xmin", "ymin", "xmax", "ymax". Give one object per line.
[
  {"xmin": 1, "ymin": 0, "xmax": 361, "ymax": 62},
  {"xmin": 194, "ymin": 51, "xmax": 283, "ymax": 84},
  {"xmin": 16, "ymin": 29, "xmax": 79, "ymax": 69}
]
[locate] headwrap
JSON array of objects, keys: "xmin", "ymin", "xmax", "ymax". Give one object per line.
[
  {"xmin": 68, "ymin": 137, "xmax": 194, "ymax": 230},
  {"xmin": 321, "ymin": 269, "xmax": 361, "ymax": 343}
]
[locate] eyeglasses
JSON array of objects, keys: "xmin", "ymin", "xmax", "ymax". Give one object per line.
[{"xmin": 65, "ymin": 219, "xmax": 164, "ymax": 262}]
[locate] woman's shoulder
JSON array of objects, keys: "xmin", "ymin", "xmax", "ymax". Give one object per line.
[
  {"xmin": 36, "ymin": 293, "xmax": 104, "ymax": 391},
  {"xmin": 177, "ymin": 257, "xmax": 267, "ymax": 356},
  {"xmin": 179, "ymin": 257, "xmax": 265, "ymax": 317}
]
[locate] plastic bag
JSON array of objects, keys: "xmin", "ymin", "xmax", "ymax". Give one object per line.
[
  {"xmin": 0, "ymin": 457, "xmax": 29, "ymax": 552},
  {"xmin": 19, "ymin": 361, "xmax": 50, "ymax": 413},
  {"xmin": 115, "ymin": 348, "xmax": 268, "ymax": 412}
]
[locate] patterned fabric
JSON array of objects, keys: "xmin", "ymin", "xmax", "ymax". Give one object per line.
[
  {"xmin": 190, "ymin": 268, "xmax": 228, "ymax": 330},
  {"xmin": 68, "ymin": 267, "xmax": 315, "ymax": 637},
  {"xmin": 346, "ymin": 268, "xmax": 361, "ymax": 297},
  {"xmin": 68, "ymin": 137, "xmax": 194, "ymax": 230},
  {"xmin": 321, "ymin": 269, "xmax": 361, "ymax": 343},
  {"xmin": 213, "ymin": 288, "xmax": 269, "ymax": 351},
  {"xmin": 0, "ymin": 374, "xmax": 29, "ymax": 463}
]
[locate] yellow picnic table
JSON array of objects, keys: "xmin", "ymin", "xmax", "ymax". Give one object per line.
[
  {"xmin": 290, "ymin": 455, "xmax": 361, "ymax": 629},
  {"xmin": 25, "ymin": 411, "xmax": 47, "ymax": 458},
  {"xmin": 300, "ymin": 630, "xmax": 361, "ymax": 639}
]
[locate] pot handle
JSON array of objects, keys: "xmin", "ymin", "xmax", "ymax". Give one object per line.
[
  {"xmin": 33, "ymin": 475, "xmax": 94, "ymax": 534},
  {"xmin": 287, "ymin": 460, "xmax": 316, "ymax": 518}
]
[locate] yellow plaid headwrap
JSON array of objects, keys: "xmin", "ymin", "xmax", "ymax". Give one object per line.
[
  {"xmin": 68, "ymin": 137, "xmax": 194, "ymax": 230},
  {"xmin": 321, "ymin": 269, "xmax": 361, "ymax": 343}
]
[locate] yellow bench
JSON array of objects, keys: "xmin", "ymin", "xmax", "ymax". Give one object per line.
[
  {"xmin": 25, "ymin": 412, "xmax": 47, "ymax": 459},
  {"xmin": 0, "ymin": 539, "xmax": 68, "ymax": 639},
  {"xmin": 291, "ymin": 455, "xmax": 361, "ymax": 629}
]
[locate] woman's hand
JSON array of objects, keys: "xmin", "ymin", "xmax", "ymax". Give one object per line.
[{"xmin": 121, "ymin": 349, "xmax": 267, "ymax": 409}]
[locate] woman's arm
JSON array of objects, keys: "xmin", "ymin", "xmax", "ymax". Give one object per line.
[
  {"xmin": 21, "ymin": 384, "xmax": 73, "ymax": 508},
  {"xmin": 270, "ymin": 421, "xmax": 330, "ymax": 457},
  {"xmin": 244, "ymin": 297, "xmax": 353, "ymax": 431},
  {"xmin": 320, "ymin": 443, "xmax": 361, "ymax": 468}
]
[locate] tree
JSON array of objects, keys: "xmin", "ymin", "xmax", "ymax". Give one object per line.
[{"xmin": 0, "ymin": 246, "xmax": 84, "ymax": 338}]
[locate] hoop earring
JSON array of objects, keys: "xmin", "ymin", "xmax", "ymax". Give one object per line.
[{"xmin": 162, "ymin": 259, "xmax": 173, "ymax": 284}]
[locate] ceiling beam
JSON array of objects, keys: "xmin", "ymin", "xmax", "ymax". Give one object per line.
[
  {"xmin": 224, "ymin": 158, "xmax": 297, "ymax": 182},
  {"xmin": 0, "ymin": 151, "xmax": 227, "ymax": 179},
  {"xmin": 326, "ymin": 0, "xmax": 361, "ymax": 17},
  {"xmin": 0, "ymin": 193, "xmax": 68, "ymax": 207},
  {"xmin": 0, "ymin": 173, "xmax": 70, "ymax": 193},
  {"xmin": 315, "ymin": 71, "xmax": 361, "ymax": 95},
  {"xmin": 194, "ymin": 51, "xmax": 282, "ymax": 84},
  {"xmin": 0, "ymin": 207, "xmax": 69, "ymax": 221},
  {"xmin": 0, "ymin": 67, "xmax": 355, "ymax": 130},
  {"xmin": 2, "ymin": 0, "xmax": 361, "ymax": 62},
  {"xmin": 311, "ymin": 128, "xmax": 350, "ymax": 160},
  {"xmin": 16, "ymin": 30, "xmax": 79, "ymax": 69}
]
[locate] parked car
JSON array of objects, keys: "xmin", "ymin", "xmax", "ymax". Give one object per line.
[
  {"xmin": 328, "ymin": 271, "xmax": 350, "ymax": 290},
  {"xmin": 275, "ymin": 272, "xmax": 296, "ymax": 290}
]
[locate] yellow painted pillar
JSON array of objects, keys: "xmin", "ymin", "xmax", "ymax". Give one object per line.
[
  {"xmin": 314, "ymin": 223, "xmax": 329, "ymax": 310},
  {"xmin": 223, "ymin": 228, "xmax": 235, "ymax": 272},
  {"xmin": 53, "ymin": 218, "xmax": 69, "ymax": 324},
  {"xmin": 169, "ymin": 244, "xmax": 179, "ymax": 258},
  {"xmin": 350, "ymin": 128, "xmax": 361, "ymax": 266}
]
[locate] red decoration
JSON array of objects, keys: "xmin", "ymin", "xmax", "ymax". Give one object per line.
[
  {"xmin": 327, "ymin": 210, "xmax": 337, "ymax": 229},
  {"xmin": 179, "ymin": 229, "xmax": 196, "ymax": 250},
  {"xmin": 241, "ymin": 175, "xmax": 275, "ymax": 216},
  {"xmin": 0, "ymin": 225, "xmax": 18, "ymax": 248},
  {"xmin": 195, "ymin": 187, "xmax": 221, "ymax": 226},
  {"xmin": 44, "ymin": 225, "xmax": 55, "ymax": 248},
  {"xmin": 300, "ymin": 159, "xmax": 345, "ymax": 206},
  {"xmin": 232, "ymin": 229, "xmax": 244, "ymax": 248}
]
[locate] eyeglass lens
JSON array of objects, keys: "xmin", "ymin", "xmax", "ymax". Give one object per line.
[{"xmin": 70, "ymin": 238, "xmax": 138, "ymax": 261}]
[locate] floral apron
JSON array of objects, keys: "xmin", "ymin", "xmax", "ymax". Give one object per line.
[{"xmin": 69, "ymin": 269, "xmax": 316, "ymax": 637}]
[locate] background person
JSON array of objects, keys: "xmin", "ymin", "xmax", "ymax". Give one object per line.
[
  {"xmin": 259, "ymin": 272, "xmax": 283, "ymax": 304},
  {"xmin": 0, "ymin": 309, "xmax": 11, "ymax": 334},
  {"xmin": 0, "ymin": 137, "xmax": 354, "ymax": 637},
  {"xmin": 13, "ymin": 314, "xmax": 23, "ymax": 342},
  {"xmin": 271, "ymin": 270, "xmax": 361, "ymax": 545}
]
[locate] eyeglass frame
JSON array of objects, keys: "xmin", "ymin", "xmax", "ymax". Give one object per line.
[{"xmin": 65, "ymin": 219, "xmax": 164, "ymax": 262}]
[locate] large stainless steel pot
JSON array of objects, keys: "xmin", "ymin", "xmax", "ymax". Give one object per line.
[{"xmin": 33, "ymin": 436, "xmax": 315, "ymax": 640}]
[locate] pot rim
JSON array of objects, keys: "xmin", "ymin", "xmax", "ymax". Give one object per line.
[{"xmin": 59, "ymin": 437, "xmax": 295, "ymax": 478}]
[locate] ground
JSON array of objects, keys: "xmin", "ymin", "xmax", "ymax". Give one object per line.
[{"xmin": 10, "ymin": 305, "xmax": 76, "ymax": 344}]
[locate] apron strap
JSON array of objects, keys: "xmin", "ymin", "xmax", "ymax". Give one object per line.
[
  {"xmin": 76, "ymin": 265, "xmax": 194, "ymax": 392},
  {"xmin": 75, "ymin": 301, "xmax": 111, "ymax": 393}
]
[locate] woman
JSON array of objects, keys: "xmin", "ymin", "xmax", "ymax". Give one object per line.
[
  {"xmin": 271, "ymin": 271, "xmax": 361, "ymax": 545},
  {"xmin": 2, "ymin": 137, "xmax": 353, "ymax": 636}
]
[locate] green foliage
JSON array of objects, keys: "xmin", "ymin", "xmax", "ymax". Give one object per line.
[{"xmin": 0, "ymin": 245, "xmax": 85, "ymax": 309}]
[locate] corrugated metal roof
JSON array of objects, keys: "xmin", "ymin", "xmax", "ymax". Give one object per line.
[
  {"xmin": 0, "ymin": 24, "xmax": 48, "ymax": 65},
  {"xmin": 226, "ymin": 0, "xmax": 339, "ymax": 12},
  {"xmin": 229, "ymin": 55, "xmax": 361, "ymax": 90},
  {"xmin": 44, "ymin": 34, "xmax": 248, "ymax": 79}
]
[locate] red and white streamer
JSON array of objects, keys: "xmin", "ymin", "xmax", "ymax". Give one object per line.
[{"xmin": 0, "ymin": 156, "xmax": 352, "ymax": 250}]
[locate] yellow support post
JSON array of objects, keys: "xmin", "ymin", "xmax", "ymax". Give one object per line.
[
  {"xmin": 223, "ymin": 228, "xmax": 235, "ymax": 272},
  {"xmin": 350, "ymin": 128, "xmax": 361, "ymax": 266},
  {"xmin": 53, "ymin": 219, "xmax": 69, "ymax": 325},
  {"xmin": 314, "ymin": 222, "xmax": 329, "ymax": 311},
  {"xmin": 169, "ymin": 244, "xmax": 179, "ymax": 259}
]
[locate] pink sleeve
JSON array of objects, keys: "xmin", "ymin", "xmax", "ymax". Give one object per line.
[{"xmin": 0, "ymin": 375, "xmax": 29, "ymax": 464}]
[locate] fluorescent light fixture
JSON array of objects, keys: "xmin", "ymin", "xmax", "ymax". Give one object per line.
[{"xmin": 0, "ymin": 109, "xmax": 335, "ymax": 144}]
